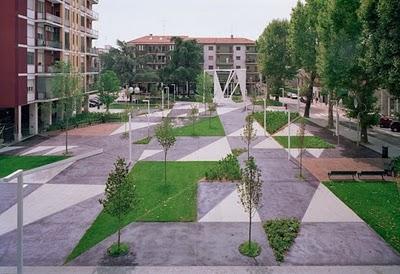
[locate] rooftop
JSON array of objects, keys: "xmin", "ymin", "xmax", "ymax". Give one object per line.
[{"xmin": 128, "ymin": 35, "xmax": 255, "ymax": 45}]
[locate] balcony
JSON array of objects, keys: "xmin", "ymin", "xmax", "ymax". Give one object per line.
[
  {"xmin": 45, "ymin": 13, "xmax": 62, "ymax": 24},
  {"xmin": 80, "ymin": 25, "xmax": 86, "ymax": 32},
  {"xmin": 37, "ymin": 76, "xmax": 55, "ymax": 100},
  {"xmin": 37, "ymin": 65, "xmax": 57, "ymax": 74},
  {"xmin": 86, "ymin": 28, "xmax": 99, "ymax": 38},
  {"xmin": 86, "ymin": 66, "xmax": 99, "ymax": 73},
  {"xmin": 85, "ymin": 7, "xmax": 99, "ymax": 20},
  {"xmin": 92, "ymin": 0, "xmax": 99, "ymax": 4},
  {"xmin": 86, "ymin": 48, "xmax": 98, "ymax": 55},
  {"xmin": 36, "ymin": 39, "xmax": 62, "ymax": 50}
]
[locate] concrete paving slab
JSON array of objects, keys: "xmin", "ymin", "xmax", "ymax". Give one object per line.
[
  {"xmin": 228, "ymin": 121, "xmax": 267, "ymax": 137},
  {"xmin": 302, "ymin": 184, "xmax": 363, "ymax": 223},
  {"xmin": 20, "ymin": 146, "xmax": 54, "ymax": 155},
  {"xmin": 0, "ymin": 184, "xmax": 41, "ymax": 214},
  {"xmin": 138, "ymin": 150, "xmax": 163, "ymax": 161},
  {"xmin": 0, "ymin": 146, "xmax": 24, "ymax": 154},
  {"xmin": 274, "ymin": 123, "xmax": 313, "ymax": 137},
  {"xmin": 0, "ymin": 184, "xmax": 104, "ymax": 236},
  {"xmin": 253, "ymin": 137, "xmax": 282, "ymax": 149},
  {"xmin": 285, "ymin": 222, "xmax": 400, "ymax": 265},
  {"xmin": 177, "ymin": 137, "xmax": 231, "ymax": 161},
  {"xmin": 110, "ymin": 122, "xmax": 158, "ymax": 136}
]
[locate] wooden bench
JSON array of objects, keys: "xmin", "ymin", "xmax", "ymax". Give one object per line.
[
  {"xmin": 328, "ymin": 171, "xmax": 358, "ymax": 180},
  {"xmin": 358, "ymin": 171, "xmax": 386, "ymax": 180}
]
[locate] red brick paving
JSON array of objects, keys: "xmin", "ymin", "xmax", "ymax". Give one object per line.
[{"xmin": 65, "ymin": 123, "xmax": 121, "ymax": 136}]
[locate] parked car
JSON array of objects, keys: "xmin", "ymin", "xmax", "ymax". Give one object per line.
[
  {"xmin": 390, "ymin": 121, "xmax": 400, "ymax": 132},
  {"xmin": 290, "ymin": 93, "xmax": 298, "ymax": 99},
  {"xmin": 300, "ymin": 97, "xmax": 307, "ymax": 103},
  {"xmin": 89, "ymin": 97, "xmax": 102, "ymax": 108},
  {"xmin": 379, "ymin": 115, "xmax": 393, "ymax": 128},
  {"xmin": 286, "ymin": 92, "xmax": 293, "ymax": 98}
]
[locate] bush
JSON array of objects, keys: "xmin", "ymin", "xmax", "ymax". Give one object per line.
[
  {"xmin": 253, "ymin": 111, "xmax": 299, "ymax": 134},
  {"xmin": 47, "ymin": 112, "xmax": 128, "ymax": 131},
  {"xmin": 232, "ymin": 148, "xmax": 247, "ymax": 157},
  {"xmin": 205, "ymin": 154, "xmax": 241, "ymax": 181},
  {"xmin": 254, "ymin": 99, "xmax": 283, "ymax": 107},
  {"xmin": 134, "ymin": 136, "xmax": 152, "ymax": 144},
  {"xmin": 107, "ymin": 242, "xmax": 129, "ymax": 257},
  {"xmin": 239, "ymin": 241, "xmax": 261, "ymax": 257},
  {"xmin": 263, "ymin": 218, "xmax": 300, "ymax": 262}
]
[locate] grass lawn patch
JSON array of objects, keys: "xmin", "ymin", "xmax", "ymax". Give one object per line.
[
  {"xmin": 67, "ymin": 161, "xmax": 217, "ymax": 262},
  {"xmin": 254, "ymin": 99, "xmax": 283, "ymax": 107},
  {"xmin": 0, "ymin": 155, "xmax": 67, "ymax": 177},
  {"xmin": 263, "ymin": 218, "xmax": 300, "ymax": 262},
  {"xmin": 172, "ymin": 116, "xmax": 225, "ymax": 136},
  {"xmin": 324, "ymin": 181, "xmax": 400, "ymax": 253},
  {"xmin": 133, "ymin": 136, "xmax": 151, "ymax": 144},
  {"xmin": 253, "ymin": 111, "xmax": 299, "ymax": 134},
  {"xmin": 274, "ymin": 136, "xmax": 335, "ymax": 148},
  {"xmin": 239, "ymin": 241, "xmax": 261, "ymax": 257}
]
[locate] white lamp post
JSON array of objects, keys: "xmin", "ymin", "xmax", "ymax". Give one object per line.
[
  {"xmin": 263, "ymin": 98, "xmax": 267, "ymax": 136},
  {"xmin": 160, "ymin": 83, "xmax": 164, "ymax": 110},
  {"xmin": 128, "ymin": 112, "xmax": 132, "ymax": 163},
  {"xmin": 165, "ymin": 87, "xmax": 170, "ymax": 109},
  {"xmin": 288, "ymin": 111, "xmax": 291, "ymax": 160},
  {"xmin": 297, "ymin": 78, "xmax": 300, "ymax": 113},
  {"xmin": 143, "ymin": 99, "xmax": 150, "ymax": 138},
  {"xmin": 2, "ymin": 170, "xmax": 24, "ymax": 274}
]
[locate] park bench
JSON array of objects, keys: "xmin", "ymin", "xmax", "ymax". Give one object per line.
[
  {"xmin": 328, "ymin": 170, "xmax": 358, "ymax": 180},
  {"xmin": 358, "ymin": 171, "xmax": 386, "ymax": 180}
]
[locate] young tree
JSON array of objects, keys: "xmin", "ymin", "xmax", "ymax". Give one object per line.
[
  {"xmin": 189, "ymin": 104, "xmax": 199, "ymax": 135},
  {"xmin": 237, "ymin": 156, "xmax": 263, "ymax": 256},
  {"xmin": 97, "ymin": 70, "xmax": 120, "ymax": 112},
  {"xmin": 258, "ymin": 19, "xmax": 295, "ymax": 100},
  {"xmin": 207, "ymin": 102, "xmax": 217, "ymax": 128},
  {"xmin": 289, "ymin": 0, "xmax": 322, "ymax": 118},
  {"xmin": 297, "ymin": 118, "xmax": 306, "ymax": 178},
  {"xmin": 51, "ymin": 61, "xmax": 82, "ymax": 154},
  {"xmin": 241, "ymin": 114, "xmax": 257, "ymax": 160},
  {"xmin": 99, "ymin": 157, "xmax": 136, "ymax": 256},
  {"xmin": 155, "ymin": 118, "xmax": 176, "ymax": 184}
]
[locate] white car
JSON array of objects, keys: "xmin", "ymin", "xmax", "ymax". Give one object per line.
[{"xmin": 290, "ymin": 93, "xmax": 298, "ymax": 99}]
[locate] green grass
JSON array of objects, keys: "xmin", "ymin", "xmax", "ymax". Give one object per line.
[
  {"xmin": 133, "ymin": 136, "xmax": 152, "ymax": 144},
  {"xmin": 172, "ymin": 116, "xmax": 225, "ymax": 136},
  {"xmin": 263, "ymin": 218, "xmax": 300, "ymax": 262},
  {"xmin": 107, "ymin": 243, "xmax": 129, "ymax": 257},
  {"xmin": 253, "ymin": 111, "xmax": 299, "ymax": 134},
  {"xmin": 109, "ymin": 103, "xmax": 160, "ymax": 110},
  {"xmin": 274, "ymin": 136, "xmax": 335, "ymax": 148},
  {"xmin": 0, "ymin": 155, "xmax": 68, "ymax": 177},
  {"xmin": 324, "ymin": 181, "xmax": 400, "ymax": 253},
  {"xmin": 254, "ymin": 99, "xmax": 283, "ymax": 107},
  {"xmin": 239, "ymin": 241, "xmax": 262, "ymax": 257},
  {"xmin": 66, "ymin": 161, "xmax": 217, "ymax": 262}
]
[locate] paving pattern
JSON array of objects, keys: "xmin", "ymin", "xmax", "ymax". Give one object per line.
[{"xmin": 0, "ymin": 100, "xmax": 399, "ymax": 267}]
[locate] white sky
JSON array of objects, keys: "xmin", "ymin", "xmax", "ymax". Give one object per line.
[{"xmin": 93, "ymin": 0, "xmax": 299, "ymax": 48}]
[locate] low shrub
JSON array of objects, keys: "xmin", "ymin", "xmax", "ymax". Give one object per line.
[
  {"xmin": 47, "ymin": 112, "xmax": 127, "ymax": 131},
  {"xmin": 232, "ymin": 148, "xmax": 247, "ymax": 157},
  {"xmin": 205, "ymin": 153, "xmax": 241, "ymax": 181},
  {"xmin": 254, "ymin": 99, "xmax": 283, "ymax": 107},
  {"xmin": 107, "ymin": 242, "xmax": 129, "ymax": 257},
  {"xmin": 239, "ymin": 241, "xmax": 261, "ymax": 257},
  {"xmin": 134, "ymin": 136, "xmax": 152, "ymax": 144},
  {"xmin": 263, "ymin": 218, "xmax": 300, "ymax": 262}
]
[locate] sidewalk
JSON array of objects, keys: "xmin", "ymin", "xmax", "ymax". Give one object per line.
[{"xmin": 0, "ymin": 265, "xmax": 399, "ymax": 274}]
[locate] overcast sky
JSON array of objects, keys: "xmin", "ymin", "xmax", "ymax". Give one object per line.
[{"xmin": 93, "ymin": 0, "xmax": 299, "ymax": 48}]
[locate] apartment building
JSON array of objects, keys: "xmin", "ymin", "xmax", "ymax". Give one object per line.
[
  {"xmin": 0, "ymin": 0, "xmax": 99, "ymax": 143},
  {"xmin": 128, "ymin": 34, "xmax": 259, "ymax": 93}
]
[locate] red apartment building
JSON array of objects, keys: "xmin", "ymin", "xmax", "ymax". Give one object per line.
[{"xmin": 0, "ymin": 0, "xmax": 99, "ymax": 143}]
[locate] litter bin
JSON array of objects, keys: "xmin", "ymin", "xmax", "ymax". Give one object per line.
[{"xmin": 382, "ymin": 146, "xmax": 389, "ymax": 158}]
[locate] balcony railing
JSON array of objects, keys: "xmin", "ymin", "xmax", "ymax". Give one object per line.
[
  {"xmin": 92, "ymin": 0, "xmax": 99, "ymax": 4},
  {"xmin": 86, "ymin": 66, "xmax": 99, "ymax": 73},
  {"xmin": 45, "ymin": 13, "xmax": 62, "ymax": 24},
  {"xmin": 36, "ymin": 39, "xmax": 62, "ymax": 49},
  {"xmin": 80, "ymin": 25, "xmax": 86, "ymax": 32},
  {"xmin": 85, "ymin": 7, "xmax": 99, "ymax": 20},
  {"xmin": 87, "ymin": 48, "xmax": 98, "ymax": 54},
  {"xmin": 86, "ymin": 28, "xmax": 99, "ymax": 38},
  {"xmin": 37, "ymin": 65, "xmax": 57, "ymax": 73}
]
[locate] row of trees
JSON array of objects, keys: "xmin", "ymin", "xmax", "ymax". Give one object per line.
[
  {"xmin": 100, "ymin": 38, "xmax": 203, "ymax": 94},
  {"xmin": 258, "ymin": 0, "xmax": 399, "ymax": 142}
]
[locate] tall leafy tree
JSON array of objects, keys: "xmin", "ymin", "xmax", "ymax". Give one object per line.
[
  {"xmin": 99, "ymin": 157, "xmax": 136, "ymax": 256},
  {"xmin": 289, "ymin": 0, "xmax": 322, "ymax": 117},
  {"xmin": 97, "ymin": 70, "xmax": 120, "ymax": 112},
  {"xmin": 258, "ymin": 19, "xmax": 295, "ymax": 100},
  {"xmin": 196, "ymin": 72, "xmax": 213, "ymax": 112},
  {"xmin": 161, "ymin": 37, "xmax": 202, "ymax": 93}
]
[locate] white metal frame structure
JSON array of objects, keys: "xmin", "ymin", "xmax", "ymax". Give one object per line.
[{"xmin": 205, "ymin": 69, "xmax": 247, "ymax": 104}]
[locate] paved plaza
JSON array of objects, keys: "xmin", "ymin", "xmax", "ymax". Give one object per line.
[{"xmin": 0, "ymin": 101, "xmax": 399, "ymax": 268}]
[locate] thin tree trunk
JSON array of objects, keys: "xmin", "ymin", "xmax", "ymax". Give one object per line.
[
  {"xmin": 164, "ymin": 151, "xmax": 167, "ymax": 184},
  {"xmin": 328, "ymin": 99, "xmax": 334, "ymax": 129},
  {"xmin": 117, "ymin": 217, "xmax": 121, "ymax": 249},
  {"xmin": 361, "ymin": 123, "xmax": 368, "ymax": 143},
  {"xmin": 304, "ymin": 72, "xmax": 316, "ymax": 118},
  {"xmin": 65, "ymin": 118, "xmax": 68, "ymax": 154}
]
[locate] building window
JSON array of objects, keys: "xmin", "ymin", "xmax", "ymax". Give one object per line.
[
  {"xmin": 208, "ymin": 55, "xmax": 213, "ymax": 61},
  {"xmin": 208, "ymin": 46, "xmax": 214, "ymax": 51},
  {"xmin": 27, "ymin": 52, "xmax": 34, "ymax": 65},
  {"xmin": 236, "ymin": 46, "xmax": 241, "ymax": 51},
  {"xmin": 208, "ymin": 65, "xmax": 214, "ymax": 70},
  {"xmin": 236, "ymin": 56, "xmax": 241, "ymax": 60},
  {"xmin": 236, "ymin": 65, "xmax": 241, "ymax": 69}
]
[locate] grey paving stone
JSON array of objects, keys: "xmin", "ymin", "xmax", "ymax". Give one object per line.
[
  {"xmin": 197, "ymin": 182, "xmax": 236, "ymax": 219},
  {"xmin": 0, "ymin": 184, "xmax": 41, "ymax": 214}
]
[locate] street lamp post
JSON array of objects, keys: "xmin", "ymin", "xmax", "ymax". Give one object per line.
[
  {"xmin": 165, "ymin": 87, "xmax": 170, "ymax": 109},
  {"xmin": 128, "ymin": 112, "xmax": 132, "ymax": 163},
  {"xmin": 161, "ymin": 83, "xmax": 164, "ymax": 110},
  {"xmin": 288, "ymin": 111, "xmax": 291, "ymax": 160},
  {"xmin": 297, "ymin": 78, "xmax": 300, "ymax": 113},
  {"xmin": 263, "ymin": 98, "xmax": 267, "ymax": 136},
  {"xmin": 2, "ymin": 170, "xmax": 24, "ymax": 274},
  {"xmin": 143, "ymin": 99, "xmax": 150, "ymax": 138}
]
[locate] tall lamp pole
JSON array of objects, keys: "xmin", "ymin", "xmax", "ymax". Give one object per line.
[
  {"xmin": 128, "ymin": 112, "xmax": 132, "ymax": 163},
  {"xmin": 3, "ymin": 170, "xmax": 24, "ymax": 274},
  {"xmin": 263, "ymin": 98, "xmax": 267, "ymax": 136},
  {"xmin": 143, "ymin": 99, "xmax": 150, "ymax": 138}
]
